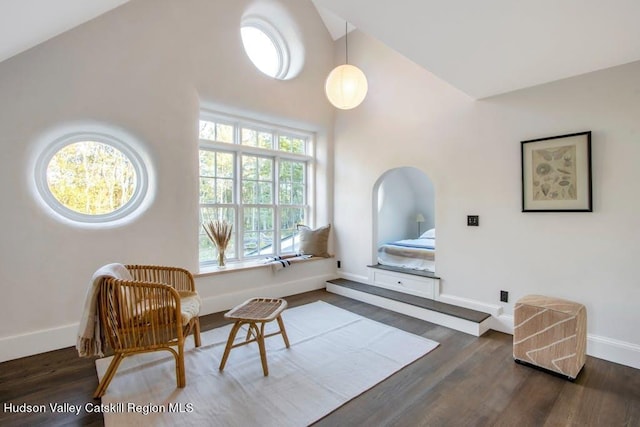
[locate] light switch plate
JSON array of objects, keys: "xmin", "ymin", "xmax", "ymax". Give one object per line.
[{"xmin": 467, "ymin": 215, "xmax": 479, "ymax": 226}]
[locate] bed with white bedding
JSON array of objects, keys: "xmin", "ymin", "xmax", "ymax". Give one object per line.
[{"xmin": 377, "ymin": 229, "xmax": 436, "ymax": 272}]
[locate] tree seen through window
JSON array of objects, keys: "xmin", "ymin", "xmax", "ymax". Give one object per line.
[{"xmin": 47, "ymin": 141, "xmax": 137, "ymax": 215}]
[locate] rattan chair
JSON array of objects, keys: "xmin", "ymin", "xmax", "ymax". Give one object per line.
[{"xmin": 94, "ymin": 265, "xmax": 202, "ymax": 398}]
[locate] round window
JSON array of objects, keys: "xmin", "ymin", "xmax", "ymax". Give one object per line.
[
  {"xmin": 35, "ymin": 132, "xmax": 148, "ymax": 224},
  {"xmin": 241, "ymin": 18, "xmax": 290, "ymax": 80}
]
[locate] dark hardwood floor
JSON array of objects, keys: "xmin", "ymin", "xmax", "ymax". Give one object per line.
[{"xmin": 1, "ymin": 290, "xmax": 638, "ymax": 426}]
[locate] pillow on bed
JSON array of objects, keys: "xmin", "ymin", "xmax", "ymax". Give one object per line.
[
  {"xmin": 420, "ymin": 228, "xmax": 435, "ymax": 239},
  {"xmin": 298, "ymin": 224, "xmax": 331, "ymax": 257}
]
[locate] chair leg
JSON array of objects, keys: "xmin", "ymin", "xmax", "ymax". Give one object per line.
[
  {"xmin": 94, "ymin": 353, "xmax": 124, "ymax": 399},
  {"xmin": 277, "ymin": 315, "xmax": 290, "ymax": 348},
  {"xmin": 256, "ymin": 322, "xmax": 269, "ymax": 376},
  {"xmin": 176, "ymin": 344, "xmax": 186, "ymax": 388},
  {"xmin": 219, "ymin": 321, "xmax": 243, "ymax": 371},
  {"xmin": 193, "ymin": 318, "xmax": 202, "ymax": 348},
  {"xmin": 245, "ymin": 325, "xmax": 254, "ymax": 342}
]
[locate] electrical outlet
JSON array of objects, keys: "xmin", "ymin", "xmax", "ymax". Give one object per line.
[
  {"xmin": 337, "ymin": 260, "xmax": 341, "ymax": 268},
  {"xmin": 467, "ymin": 215, "xmax": 479, "ymax": 226},
  {"xmin": 500, "ymin": 290, "xmax": 509, "ymax": 303}
]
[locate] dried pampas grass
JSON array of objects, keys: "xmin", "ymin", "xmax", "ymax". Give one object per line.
[{"xmin": 203, "ymin": 220, "xmax": 233, "ymax": 253}]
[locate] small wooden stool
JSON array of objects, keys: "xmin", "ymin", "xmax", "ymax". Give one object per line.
[{"xmin": 219, "ymin": 297, "xmax": 290, "ymax": 376}]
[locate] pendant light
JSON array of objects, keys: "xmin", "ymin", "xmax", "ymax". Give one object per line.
[{"xmin": 325, "ymin": 22, "xmax": 368, "ymax": 110}]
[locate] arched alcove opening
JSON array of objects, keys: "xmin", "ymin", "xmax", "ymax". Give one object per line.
[{"xmin": 372, "ymin": 167, "xmax": 436, "ymax": 272}]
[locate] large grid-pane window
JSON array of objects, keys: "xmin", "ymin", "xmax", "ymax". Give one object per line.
[{"xmin": 199, "ymin": 116, "xmax": 312, "ymax": 266}]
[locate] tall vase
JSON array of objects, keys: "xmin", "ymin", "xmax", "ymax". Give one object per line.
[{"xmin": 217, "ymin": 249, "xmax": 226, "ymax": 267}]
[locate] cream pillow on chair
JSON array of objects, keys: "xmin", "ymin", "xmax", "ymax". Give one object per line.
[{"xmin": 297, "ymin": 224, "xmax": 331, "ymax": 257}]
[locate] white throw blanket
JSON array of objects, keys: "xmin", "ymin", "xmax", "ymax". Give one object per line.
[
  {"xmin": 76, "ymin": 263, "xmax": 132, "ymax": 358},
  {"xmin": 264, "ymin": 254, "xmax": 312, "ymax": 272}
]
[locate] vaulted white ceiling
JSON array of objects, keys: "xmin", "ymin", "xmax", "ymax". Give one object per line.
[
  {"xmin": 2, "ymin": 0, "xmax": 640, "ymax": 99},
  {"xmin": 313, "ymin": 0, "xmax": 640, "ymax": 98},
  {"xmin": 0, "ymin": 0, "xmax": 130, "ymax": 64}
]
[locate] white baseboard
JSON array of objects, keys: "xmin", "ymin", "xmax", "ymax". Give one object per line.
[
  {"xmin": 0, "ymin": 323, "xmax": 78, "ymax": 363},
  {"xmin": 587, "ymin": 334, "xmax": 640, "ymax": 370},
  {"xmin": 487, "ymin": 313, "xmax": 513, "ymax": 335},
  {"xmin": 0, "ymin": 273, "xmax": 332, "ymax": 364}
]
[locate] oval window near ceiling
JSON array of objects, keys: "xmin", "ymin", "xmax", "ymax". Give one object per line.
[
  {"xmin": 241, "ymin": 18, "xmax": 290, "ymax": 79},
  {"xmin": 35, "ymin": 132, "xmax": 148, "ymax": 224}
]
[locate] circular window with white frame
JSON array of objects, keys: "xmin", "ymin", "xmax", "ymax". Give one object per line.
[
  {"xmin": 34, "ymin": 131, "xmax": 149, "ymax": 225},
  {"xmin": 241, "ymin": 17, "xmax": 290, "ymax": 80}
]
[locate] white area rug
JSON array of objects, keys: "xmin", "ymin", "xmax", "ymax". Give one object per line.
[{"xmin": 96, "ymin": 301, "xmax": 439, "ymax": 426}]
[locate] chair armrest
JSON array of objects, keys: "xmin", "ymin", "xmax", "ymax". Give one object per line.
[
  {"xmin": 101, "ymin": 278, "xmax": 184, "ymax": 350},
  {"xmin": 125, "ymin": 265, "xmax": 196, "ymax": 292}
]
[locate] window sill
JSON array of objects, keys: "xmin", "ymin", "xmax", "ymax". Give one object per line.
[{"xmin": 194, "ymin": 256, "xmax": 331, "ymax": 278}]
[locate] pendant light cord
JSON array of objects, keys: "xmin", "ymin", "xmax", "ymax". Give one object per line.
[{"xmin": 345, "ymin": 21, "xmax": 349, "ymax": 64}]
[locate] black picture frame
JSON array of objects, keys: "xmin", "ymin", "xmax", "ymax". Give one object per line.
[{"xmin": 521, "ymin": 131, "xmax": 592, "ymax": 212}]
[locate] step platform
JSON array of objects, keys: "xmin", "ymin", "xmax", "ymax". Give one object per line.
[{"xmin": 326, "ymin": 278, "xmax": 491, "ymax": 336}]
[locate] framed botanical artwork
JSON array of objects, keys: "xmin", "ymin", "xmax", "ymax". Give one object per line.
[{"xmin": 521, "ymin": 131, "xmax": 592, "ymax": 212}]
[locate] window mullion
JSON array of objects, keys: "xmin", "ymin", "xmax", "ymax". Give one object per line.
[
  {"xmin": 236, "ymin": 143, "xmax": 244, "ymax": 261},
  {"xmin": 271, "ymin": 156, "xmax": 280, "ymax": 255}
]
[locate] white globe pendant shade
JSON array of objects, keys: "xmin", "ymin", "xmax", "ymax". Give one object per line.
[{"xmin": 325, "ymin": 64, "xmax": 368, "ymax": 110}]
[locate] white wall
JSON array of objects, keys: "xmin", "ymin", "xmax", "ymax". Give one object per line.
[
  {"xmin": 0, "ymin": 0, "xmax": 336, "ymax": 361},
  {"xmin": 334, "ymin": 31, "xmax": 640, "ymax": 368}
]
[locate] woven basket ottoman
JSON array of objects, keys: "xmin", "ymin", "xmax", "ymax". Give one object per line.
[{"xmin": 513, "ymin": 295, "xmax": 586, "ymax": 379}]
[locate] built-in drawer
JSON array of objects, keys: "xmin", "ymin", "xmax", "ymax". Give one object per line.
[{"xmin": 372, "ymin": 270, "xmax": 435, "ymax": 299}]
